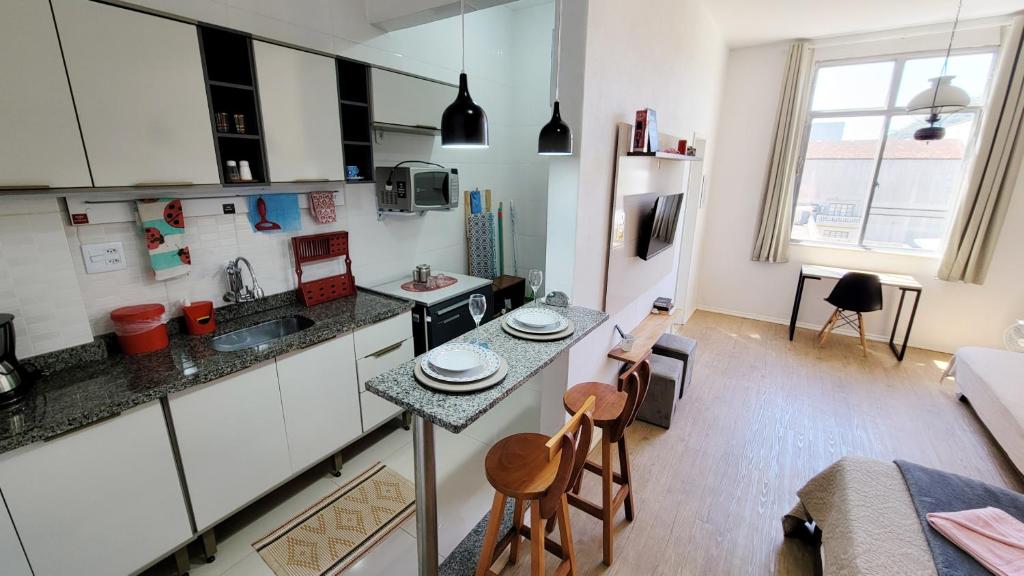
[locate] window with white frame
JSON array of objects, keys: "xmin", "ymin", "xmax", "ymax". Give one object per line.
[{"xmin": 790, "ymin": 50, "xmax": 997, "ymax": 252}]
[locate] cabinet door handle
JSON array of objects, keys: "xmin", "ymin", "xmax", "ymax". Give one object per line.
[
  {"xmin": 0, "ymin": 184, "xmax": 51, "ymax": 190},
  {"xmin": 436, "ymin": 298, "xmax": 472, "ymax": 316},
  {"xmin": 369, "ymin": 341, "xmax": 403, "ymax": 358},
  {"xmin": 288, "ymin": 178, "xmax": 331, "ymax": 183},
  {"xmin": 414, "ymin": 124, "xmax": 439, "ymax": 130},
  {"xmin": 440, "ymin": 314, "xmax": 461, "ymax": 325},
  {"xmin": 132, "ymin": 180, "xmax": 194, "ymax": 187}
]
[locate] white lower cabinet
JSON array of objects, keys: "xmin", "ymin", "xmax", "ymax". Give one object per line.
[
  {"xmin": 169, "ymin": 361, "xmax": 292, "ymax": 532},
  {"xmin": 0, "ymin": 499, "xmax": 30, "ymax": 576},
  {"xmin": 276, "ymin": 335, "xmax": 362, "ymax": 472},
  {"xmin": 360, "ymin": 391, "xmax": 404, "ymax": 432},
  {"xmin": 354, "ymin": 314, "xmax": 413, "ymax": 433},
  {"xmin": 0, "ymin": 402, "xmax": 191, "ymax": 576}
]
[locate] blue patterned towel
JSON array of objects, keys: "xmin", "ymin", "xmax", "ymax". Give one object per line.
[{"xmin": 468, "ymin": 212, "xmax": 496, "ymax": 279}]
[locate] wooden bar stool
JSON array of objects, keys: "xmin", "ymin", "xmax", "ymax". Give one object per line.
[
  {"xmin": 476, "ymin": 397, "xmax": 595, "ymax": 576},
  {"xmin": 562, "ymin": 351, "xmax": 651, "ymax": 566}
]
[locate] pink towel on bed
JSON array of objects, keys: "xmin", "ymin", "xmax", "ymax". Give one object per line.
[{"xmin": 927, "ymin": 507, "xmax": 1024, "ymax": 575}]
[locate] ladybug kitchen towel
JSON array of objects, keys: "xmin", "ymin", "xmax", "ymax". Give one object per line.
[{"xmin": 136, "ymin": 198, "xmax": 190, "ymax": 281}]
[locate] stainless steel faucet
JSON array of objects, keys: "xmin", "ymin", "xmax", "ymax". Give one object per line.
[{"xmin": 224, "ymin": 257, "xmax": 264, "ymax": 303}]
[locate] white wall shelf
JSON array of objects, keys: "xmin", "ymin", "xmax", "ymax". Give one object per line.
[{"xmin": 624, "ymin": 151, "xmax": 703, "ymax": 161}]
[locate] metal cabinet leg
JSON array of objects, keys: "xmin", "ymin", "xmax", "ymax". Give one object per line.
[
  {"xmin": 402, "ymin": 410, "xmax": 412, "ymax": 431},
  {"xmin": 174, "ymin": 546, "xmax": 190, "ymax": 576},
  {"xmin": 200, "ymin": 529, "xmax": 217, "ymax": 563},
  {"xmin": 413, "ymin": 415, "xmax": 438, "ymax": 576},
  {"xmin": 330, "ymin": 451, "xmax": 344, "ymax": 478}
]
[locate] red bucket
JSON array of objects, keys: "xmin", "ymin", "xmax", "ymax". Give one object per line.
[{"xmin": 111, "ymin": 303, "xmax": 168, "ymax": 355}]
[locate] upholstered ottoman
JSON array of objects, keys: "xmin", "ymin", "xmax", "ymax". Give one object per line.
[
  {"xmin": 652, "ymin": 333, "xmax": 697, "ymax": 399},
  {"xmin": 637, "ymin": 354, "xmax": 684, "ymax": 429}
]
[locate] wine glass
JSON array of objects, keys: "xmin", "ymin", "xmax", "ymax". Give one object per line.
[
  {"xmin": 468, "ymin": 294, "xmax": 487, "ymax": 329},
  {"xmin": 527, "ymin": 269, "xmax": 544, "ymax": 303}
]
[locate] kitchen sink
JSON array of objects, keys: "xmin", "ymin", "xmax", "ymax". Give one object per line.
[{"xmin": 211, "ymin": 315, "xmax": 315, "ymax": 352}]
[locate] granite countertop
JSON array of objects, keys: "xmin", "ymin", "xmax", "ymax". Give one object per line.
[
  {"xmin": 0, "ymin": 290, "xmax": 412, "ymax": 455},
  {"xmin": 364, "ymin": 304, "xmax": 608, "ymax": 434}
]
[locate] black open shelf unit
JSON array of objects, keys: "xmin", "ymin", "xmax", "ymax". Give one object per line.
[
  {"xmin": 199, "ymin": 25, "xmax": 269, "ymax": 186},
  {"xmin": 337, "ymin": 58, "xmax": 374, "ymax": 183}
]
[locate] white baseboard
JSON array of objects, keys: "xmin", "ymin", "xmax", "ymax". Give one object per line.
[{"xmin": 694, "ymin": 305, "xmax": 892, "ymax": 343}]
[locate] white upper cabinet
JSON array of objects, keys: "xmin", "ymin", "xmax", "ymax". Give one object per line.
[
  {"xmin": 255, "ymin": 41, "xmax": 344, "ymax": 182},
  {"xmin": 0, "ymin": 403, "xmax": 191, "ymax": 576},
  {"xmin": 0, "ymin": 0, "xmax": 91, "ymax": 189},
  {"xmin": 371, "ymin": 68, "xmax": 455, "ymax": 131},
  {"xmin": 51, "ymin": 0, "xmax": 219, "ymax": 187},
  {"xmin": 276, "ymin": 335, "xmax": 362, "ymax": 471}
]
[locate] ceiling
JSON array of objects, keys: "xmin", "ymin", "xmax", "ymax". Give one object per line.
[{"xmin": 705, "ymin": 0, "xmax": 1024, "ymax": 47}]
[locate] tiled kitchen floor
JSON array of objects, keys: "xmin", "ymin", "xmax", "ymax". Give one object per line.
[{"xmin": 144, "ymin": 381, "xmax": 542, "ymax": 576}]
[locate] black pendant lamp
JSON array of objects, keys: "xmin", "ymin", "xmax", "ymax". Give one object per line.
[
  {"xmin": 441, "ymin": 0, "xmax": 488, "ymax": 148},
  {"xmin": 538, "ymin": 0, "xmax": 572, "ymax": 155}
]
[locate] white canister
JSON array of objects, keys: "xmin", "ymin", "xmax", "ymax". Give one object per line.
[{"xmin": 238, "ymin": 160, "xmax": 253, "ymax": 182}]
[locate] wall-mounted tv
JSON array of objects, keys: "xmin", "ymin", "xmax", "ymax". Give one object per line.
[{"xmin": 637, "ymin": 193, "xmax": 683, "ymax": 261}]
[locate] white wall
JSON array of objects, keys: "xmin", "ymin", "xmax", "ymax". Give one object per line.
[
  {"xmin": 698, "ymin": 37, "xmax": 1024, "ymax": 354},
  {"xmin": 1, "ymin": 0, "xmax": 555, "ymax": 353},
  {"xmin": 552, "ymin": 0, "xmax": 728, "ymax": 390},
  {"xmin": 0, "ymin": 198, "xmax": 93, "ymax": 358}
]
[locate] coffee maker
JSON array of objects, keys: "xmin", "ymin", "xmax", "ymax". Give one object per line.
[{"xmin": 0, "ymin": 314, "xmax": 29, "ymax": 405}]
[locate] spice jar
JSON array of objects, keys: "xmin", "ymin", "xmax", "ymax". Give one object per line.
[
  {"xmin": 233, "ymin": 113, "xmax": 246, "ymax": 134},
  {"xmin": 225, "ymin": 160, "xmax": 240, "ymax": 183},
  {"xmin": 238, "ymin": 160, "xmax": 253, "ymax": 182}
]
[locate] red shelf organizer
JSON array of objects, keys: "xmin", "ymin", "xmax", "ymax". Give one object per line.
[{"xmin": 291, "ymin": 231, "xmax": 355, "ymax": 306}]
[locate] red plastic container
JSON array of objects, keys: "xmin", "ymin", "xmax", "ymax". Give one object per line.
[
  {"xmin": 110, "ymin": 303, "xmax": 168, "ymax": 355},
  {"xmin": 183, "ymin": 301, "xmax": 216, "ymax": 336}
]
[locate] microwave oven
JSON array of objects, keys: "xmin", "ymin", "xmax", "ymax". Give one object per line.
[{"xmin": 375, "ymin": 165, "xmax": 459, "ymax": 213}]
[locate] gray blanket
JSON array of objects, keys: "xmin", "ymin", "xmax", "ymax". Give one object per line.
[{"xmin": 895, "ymin": 460, "xmax": 1024, "ymax": 576}]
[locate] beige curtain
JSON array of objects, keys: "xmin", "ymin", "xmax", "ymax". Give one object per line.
[
  {"xmin": 752, "ymin": 41, "xmax": 813, "ymax": 263},
  {"xmin": 939, "ymin": 17, "xmax": 1024, "ymax": 284}
]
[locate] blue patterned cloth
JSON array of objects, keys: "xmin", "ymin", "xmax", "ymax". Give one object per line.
[{"xmin": 467, "ymin": 213, "xmax": 496, "ymax": 279}]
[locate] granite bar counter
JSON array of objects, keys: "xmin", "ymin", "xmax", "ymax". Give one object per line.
[
  {"xmin": 0, "ymin": 289, "xmax": 412, "ymax": 455},
  {"xmin": 364, "ymin": 303, "xmax": 608, "ymax": 576},
  {"xmin": 364, "ymin": 304, "xmax": 607, "ymax": 433}
]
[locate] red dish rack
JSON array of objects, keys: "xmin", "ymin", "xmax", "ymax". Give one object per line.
[{"xmin": 291, "ymin": 231, "xmax": 356, "ymax": 306}]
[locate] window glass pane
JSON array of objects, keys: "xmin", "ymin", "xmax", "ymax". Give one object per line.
[
  {"xmin": 791, "ymin": 116, "xmax": 886, "ymax": 244},
  {"xmin": 896, "ymin": 53, "xmax": 995, "ymax": 108},
  {"xmin": 862, "ymin": 113, "xmax": 976, "ymax": 251},
  {"xmin": 811, "ymin": 61, "xmax": 895, "ymax": 111}
]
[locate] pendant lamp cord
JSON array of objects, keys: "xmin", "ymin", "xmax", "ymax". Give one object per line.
[
  {"xmin": 461, "ymin": 0, "xmax": 466, "ymax": 73},
  {"xmin": 554, "ymin": 0, "xmax": 563, "ymax": 100},
  {"xmin": 931, "ymin": 0, "xmax": 963, "ymax": 114}
]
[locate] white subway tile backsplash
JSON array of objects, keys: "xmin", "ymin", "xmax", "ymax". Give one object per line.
[{"xmin": 0, "ymin": 210, "xmax": 93, "ymax": 358}]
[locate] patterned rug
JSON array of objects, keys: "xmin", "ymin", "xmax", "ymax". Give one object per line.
[{"xmin": 253, "ymin": 463, "xmax": 415, "ymax": 575}]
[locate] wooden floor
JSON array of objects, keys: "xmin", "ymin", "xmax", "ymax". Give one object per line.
[{"xmin": 501, "ymin": 310, "xmax": 1024, "ymax": 575}]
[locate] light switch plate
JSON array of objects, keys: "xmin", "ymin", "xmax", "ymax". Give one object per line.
[{"xmin": 82, "ymin": 242, "xmax": 127, "ymax": 274}]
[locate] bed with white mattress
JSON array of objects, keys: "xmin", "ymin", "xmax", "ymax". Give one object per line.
[{"xmin": 949, "ymin": 346, "xmax": 1024, "ymax": 474}]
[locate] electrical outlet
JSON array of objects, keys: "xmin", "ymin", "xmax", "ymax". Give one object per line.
[{"xmin": 82, "ymin": 241, "xmax": 127, "ymax": 274}]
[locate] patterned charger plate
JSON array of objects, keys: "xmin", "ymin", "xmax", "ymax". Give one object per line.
[{"xmin": 421, "ymin": 343, "xmax": 501, "ymax": 383}]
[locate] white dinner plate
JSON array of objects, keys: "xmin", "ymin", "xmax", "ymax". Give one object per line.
[
  {"xmin": 421, "ymin": 344, "xmax": 500, "ymax": 383},
  {"xmin": 510, "ymin": 308, "xmax": 562, "ymax": 329},
  {"xmin": 429, "ymin": 348, "xmax": 481, "ymax": 373},
  {"xmin": 508, "ymin": 314, "xmax": 568, "ymax": 334}
]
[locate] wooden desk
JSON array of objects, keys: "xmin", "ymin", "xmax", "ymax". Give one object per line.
[
  {"xmin": 608, "ymin": 310, "xmax": 679, "ymax": 363},
  {"xmin": 789, "ymin": 264, "xmax": 923, "ymax": 361}
]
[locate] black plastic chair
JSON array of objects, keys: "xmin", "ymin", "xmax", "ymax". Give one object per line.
[{"xmin": 817, "ymin": 272, "xmax": 883, "ymax": 356}]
